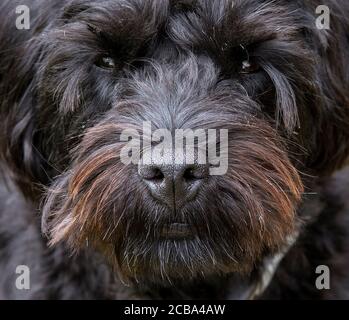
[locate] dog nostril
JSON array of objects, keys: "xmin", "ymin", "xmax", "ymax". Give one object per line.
[
  {"xmin": 139, "ymin": 166, "xmax": 165, "ymax": 182},
  {"xmin": 183, "ymin": 167, "xmax": 199, "ymax": 182},
  {"xmin": 148, "ymin": 168, "xmax": 164, "ymax": 181},
  {"xmin": 183, "ymin": 165, "xmax": 208, "ymax": 182}
]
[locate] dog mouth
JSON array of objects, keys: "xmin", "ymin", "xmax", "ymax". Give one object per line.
[{"xmin": 160, "ymin": 223, "xmax": 195, "ymax": 239}]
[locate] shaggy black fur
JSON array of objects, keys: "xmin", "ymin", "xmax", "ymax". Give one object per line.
[{"xmin": 0, "ymin": 0, "xmax": 349, "ymax": 299}]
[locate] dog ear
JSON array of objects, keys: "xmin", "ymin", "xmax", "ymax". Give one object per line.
[
  {"xmin": 0, "ymin": 37, "xmax": 48, "ymax": 198},
  {"xmin": 304, "ymin": 10, "xmax": 349, "ymax": 175}
]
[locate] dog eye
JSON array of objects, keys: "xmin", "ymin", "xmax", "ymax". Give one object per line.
[
  {"xmin": 95, "ymin": 56, "xmax": 116, "ymax": 69},
  {"xmin": 239, "ymin": 59, "xmax": 260, "ymax": 74}
]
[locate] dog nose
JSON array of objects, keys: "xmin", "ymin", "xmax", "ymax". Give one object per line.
[{"xmin": 138, "ymin": 163, "xmax": 208, "ymax": 209}]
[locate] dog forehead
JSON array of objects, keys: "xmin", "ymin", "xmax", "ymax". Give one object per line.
[
  {"xmin": 62, "ymin": 0, "xmax": 300, "ymax": 55},
  {"xmin": 166, "ymin": 0, "xmax": 301, "ymax": 48}
]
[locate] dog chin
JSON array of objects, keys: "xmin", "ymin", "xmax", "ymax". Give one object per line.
[
  {"xmin": 117, "ymin": 246, "xmax": 238, "ymax": 286},
  {"xmin": 117, "ymin": 243, "xmax": 262, "ymax": 300},
  {"xmin": 116, "ymin": 235, "xmax": 256, "ymax": 285},
  {"xmin": 117, "ymin": 231, "xmax": 298, "ymax": 300}
]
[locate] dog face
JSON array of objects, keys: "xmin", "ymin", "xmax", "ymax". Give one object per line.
[{"xmin": 2, "ymin": 0, "xmax": 349, "ymax": 286}]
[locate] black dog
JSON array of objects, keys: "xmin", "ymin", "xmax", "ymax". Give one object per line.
[{"xmin": 1, "ymin": 0, "xmax": 349, "ymax": 299}]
